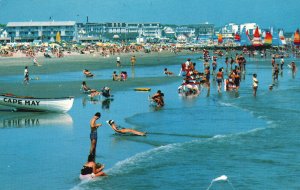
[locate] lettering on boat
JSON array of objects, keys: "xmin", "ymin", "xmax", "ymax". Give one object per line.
[{"xmin": 3, "ymin": 98, "xmax": 40, "ymax": 106}]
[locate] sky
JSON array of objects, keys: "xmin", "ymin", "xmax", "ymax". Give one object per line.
[{"xmin": 0, "ymin": 0, "xmax": 299, "ymax": 31}]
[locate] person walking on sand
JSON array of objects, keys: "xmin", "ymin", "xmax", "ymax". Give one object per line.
[
  {"xmin": 23, "ymin": 66, "xmax": 29, "ymax": 84},
  {"xmin": 33, "ymin": 57, "xmax": 41, "ymax": 66},
  {"xmin": 252, "ymin": 73, "xmax": 258, "ymax": 97},
  {"xmin": 106, "ymin": 120, "xmax": 146, "ymax": 136},
  {"xmin": 89, "ymin": 112, "xmax": 102, "ymax": 156},
  {"xmin": 116, "ymin": 56, "xmax": 121, "ymax": 67}
]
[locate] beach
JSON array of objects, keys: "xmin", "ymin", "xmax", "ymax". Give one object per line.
[
  {"xmin": 0, "ymin": 51, "xmax": 189, "ymax": 97},
  {"xmin": 0, "ymin": 50, "xmax": 300, "ymax": 190}
]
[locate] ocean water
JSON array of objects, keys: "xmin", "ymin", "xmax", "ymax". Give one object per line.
[{"xmin": 0, "ymin": 53, "xmax": 299, "ymax": 190}]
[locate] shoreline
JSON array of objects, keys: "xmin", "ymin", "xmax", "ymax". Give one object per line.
[
  {"xmin": 0, "ymin": 51, "xmax": 184, "ymax": 98},
  {"xmin": 0, "ymin": 50, "xmax": 194, "ymax": 76},
  {"xmin": 0, "ymin": 76, "xmax": 181, "ymax": 98}
]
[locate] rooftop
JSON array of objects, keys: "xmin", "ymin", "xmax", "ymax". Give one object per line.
[{"xmin": 7, "ymin": 21, "xmax": 76, "ymax": 27}]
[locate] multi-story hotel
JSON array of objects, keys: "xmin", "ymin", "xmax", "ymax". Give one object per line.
[
  {"xmin": 2, "ymin": 21, "xmax": 215, "ymax": 43},
  {"xmin": 78, "ymin": 22, "xmax": 162, "ymax": 41},
  {"xmin": 5, "ymin": 21, "xmax": 77, "ymax": 42}
]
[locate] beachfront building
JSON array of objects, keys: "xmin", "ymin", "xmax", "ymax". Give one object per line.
[
  {"xmin": 219, "ymin": 22, "xmax": 261, "ymax": 40},
  {"xmin": 0, "ymin": 28, "xmax": 10, "ymax": 43},
  {"xmin": 196, "ymin": 23, "xmax": 215, "ymax": 40},
  {"xmin": 77, "ymin": 22, "xmax": 162, "ymax": 42},
  {"xmin": 6, "ymin": 21, "xmax": 77, "ymax": 42},
  {"xmin": 163, "ymin": 26, "xmax": 175, "ymax": 35},
  {"xmin": 220, "ymin": 23, "xmax": 239, "ymax": 39},
  {"xmin": 78, "ymin": 22, "xmax": 105, "ymax": 42},
  {"xmin": 221, "ymin": 23, "xmax": 239, "ymax": 34},
  {"xmin": 240, "ymin": 23, "xmax": 260, "ymax": 37},
  {"xmin": 103, "ymin": 22, "xmax": 162, "ymax": 41},
  {"xmin": 175, "ymin": 26, "xmax": 196, "ymax": 38}
]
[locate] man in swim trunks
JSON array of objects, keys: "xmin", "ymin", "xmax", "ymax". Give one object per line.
[
  {"xmin": 216, "ymin": 68, "xmax": 223, "ymax": 93},
  {"xmin": 131, "ymin": 55, "xmax": 136, "ymax": 66},
  {"xmin": 164, "ymin": 68, "xmax": 173, "ymax": 76},
  {"xmin": 23, "ymin": 66, "xmax": 29, "ymax": 84},
  {"xmin": 90, "ymin": 112, "xmax": 102, "ymax": 156},
  {"xmin": 101, "ymin": 87, "xmax": 111, "ymax": 98},
  {"xmin": 252, "ymin": 73, "xmax": 258, "ymax": 97},
  {"xmin": 107, "ymin": 120, "xmax": 146, "ymax": 136},
  {"xmin": 83, "ymin": 69, "xmax": 94, "ymax": 77},
  {"xmin": 151, "ymin": 90, "xmax": 164, "ymax": 107}
]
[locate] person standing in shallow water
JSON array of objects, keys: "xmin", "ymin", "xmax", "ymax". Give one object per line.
[
  {"xmin": 23, "ymin": 66, "xmax": 29, "ymax": 84},
  {"xmin": 131, "ymin": 55, "xmax": 136, "ymax": 66},
  {"xmin": 216, "ymin": 68, "xmax": 223, "ymax": 93},
  {"xmin": 252, "ymin": 73, "xmax": 258, "ymax": 97},
  {"xmin": 116, "ymin": 56, "xmax": 121, "ymax": 67},
  {"xmin": 89, "ymin": 112, "xmax": 102, "ymax": 156}
]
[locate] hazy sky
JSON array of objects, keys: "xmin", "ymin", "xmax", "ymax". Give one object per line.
[{"xmin": 0, "ymin": 0, "xmax": 298, "ymax": 31}]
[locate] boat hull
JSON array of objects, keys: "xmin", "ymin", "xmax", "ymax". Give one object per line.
[{"xmin": 0, "ymin": 95, "xmax": 74, "ymax": 113}]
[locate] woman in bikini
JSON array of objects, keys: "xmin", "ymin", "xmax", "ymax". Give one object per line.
[{"xmin": 107, "ymin": 120, "xmax": 146, "ymax": 136}]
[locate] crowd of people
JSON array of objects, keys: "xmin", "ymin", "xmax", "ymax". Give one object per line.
[
  {"xmin": 177, "ymin": 47, "xmax": 297, "ymax": 97},
  {"xmin": 0, "ymin": 43, "xmax": 185, "ymax": 60},
  {"xmin": 15, "ymin": 44, "xmax": 298, "ymax": 182}
]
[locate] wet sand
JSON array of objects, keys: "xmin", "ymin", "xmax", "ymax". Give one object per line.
[{"xmin": 0, "ymin": 51, "xmax": 186, "ymax": 98}]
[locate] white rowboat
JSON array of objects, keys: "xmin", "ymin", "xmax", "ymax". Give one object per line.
[{"xmin": 0, "ymin": 94, "xmax": 74, "ymax": 113}]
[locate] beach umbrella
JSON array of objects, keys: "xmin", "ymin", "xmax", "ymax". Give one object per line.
[
  {"xmin": 293, "ymin": 29, "xmax": 300, "ymax": 46},
  {"xmin": 49, "ymin": 37, "xmax": 55, "ymax": 43},
  {"xmin": 264, "ymin": 31, "xmax": 272, "ymax": 45},
  {"xmin": 1, "ymin": 46, "xmax": 9, "ymax": 50},
  {"xmin": 113, "ymin": 34, "xmax": 120, "ymax": 39},
  {"xmin": 56, "ymin": 31, "xmax": 61, "ymax": 43},
  {"xmin": 49, "ymin": 43, "xmax": 61, "ymax": 48},
  {"xmin": 42, "ymin": 42, "xmax": 49, "ymax": 47},
  {"xmin": 252, "ymin": 26, "xmax": 263, "ymax": 47},
  {"xmin": 96, "ymin": 42, "xmax": 103, "ymax": 46}
]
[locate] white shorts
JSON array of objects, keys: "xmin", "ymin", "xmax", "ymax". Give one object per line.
[{"xmin": 79, "ymin": 173, "xmax": 95, "ymax": 180}]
